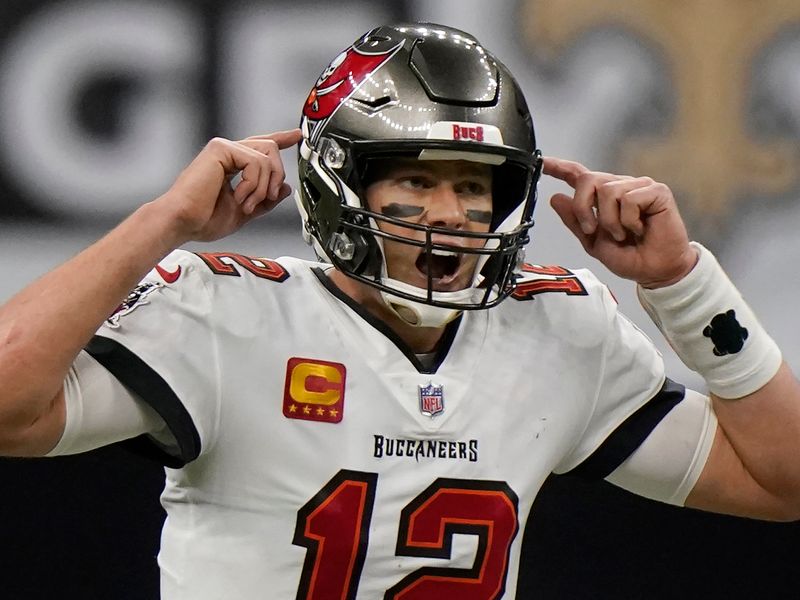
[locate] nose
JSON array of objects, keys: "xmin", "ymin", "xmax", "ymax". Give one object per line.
[{"xmin": 424, "ymin": 185, "xmax": 466, "ymax": 230}]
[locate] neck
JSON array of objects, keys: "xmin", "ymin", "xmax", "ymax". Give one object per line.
[{"xmin": 328, "ymin": 270, "xmax": 447, "ymax": 353}]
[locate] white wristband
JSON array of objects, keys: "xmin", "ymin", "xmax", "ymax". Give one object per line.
[{"xmin": 637, "ymin": 242, "xmax": 782, "ymax": 399}]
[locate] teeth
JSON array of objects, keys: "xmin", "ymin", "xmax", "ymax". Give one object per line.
[{"xmin": 431, "ymin": 249, "xmax": 457, "ymax": 257}]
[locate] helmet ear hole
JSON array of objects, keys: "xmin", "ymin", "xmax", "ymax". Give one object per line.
[{"xmin": 329, "ymin": 216, "xmax": 383, "ymax": 277}]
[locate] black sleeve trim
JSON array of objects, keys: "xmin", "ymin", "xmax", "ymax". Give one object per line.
[
  {"xmin": 566, "ymin": 378, "xmax": 686, "ymax": 480},
  {"xmin": 85, "ymin": 335, "xmax": 202, "ymax": 468}
]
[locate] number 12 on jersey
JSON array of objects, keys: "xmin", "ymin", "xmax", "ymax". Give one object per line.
[{"xmin": 294, "ymin": 469, "xmax": 519, "ymax": 599}]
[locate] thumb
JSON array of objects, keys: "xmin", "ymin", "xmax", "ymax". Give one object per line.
[{"xmin": 550, "ymin": 193, "xmax": 592, "ymax": 251}]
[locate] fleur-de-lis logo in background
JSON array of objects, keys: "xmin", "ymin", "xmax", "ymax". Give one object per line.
[{"xmin": 522, "ymin": 0, "xmax": 800, "ymax": 234}]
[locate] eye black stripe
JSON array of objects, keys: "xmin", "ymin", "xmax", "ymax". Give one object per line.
[
  {"xmin": 466, "ymin": 209, "xmax": 492, "ymax": 223},
  {"xmin": 381, "ymin": 203, "xmax": 425, "ymax": 218}
]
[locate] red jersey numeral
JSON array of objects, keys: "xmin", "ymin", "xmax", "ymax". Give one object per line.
[
  {"xmin": 294, "ymin": 471, "xmax": 518, "ymax": 600},
  {"xmin": 388, "ymin": 479, "xmax": 519, "ymax": 599},
  {"xmin": 513, "ymin": 264, "xmax": 587, "ymax": 300},
  {"xmin": 294, "ymin": 471, "xmax": 377, "ymax": 600},
  {"xmin": 195, "ymin": 252, "xmax": 289, "ymax": 281}
]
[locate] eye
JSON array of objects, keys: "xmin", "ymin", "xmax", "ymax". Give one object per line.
[
  {"xmin": 456, "ymin": 180, "xmax": 490, "ymax": 195},
  {"xmin": 399, "ymin": 175, "xmax": 433, "ymax": 190}
]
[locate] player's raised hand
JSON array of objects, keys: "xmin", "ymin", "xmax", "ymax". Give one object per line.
[
  {"xmin": 544, "ymin": 157, "xmax": 698, "ymax": 288},
  {"xmin": 154, "ymin": 129, "xmax": 302, "ymax": 243}
]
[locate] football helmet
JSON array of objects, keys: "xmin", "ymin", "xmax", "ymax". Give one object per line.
[{"xmin": 296, "ymin": 23, "xmax": 543, "ymax": 327}]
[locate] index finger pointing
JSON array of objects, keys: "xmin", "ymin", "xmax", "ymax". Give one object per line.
[
  {"xmin": 247, "ymin": 129, "xmax": 303, "ymax": 150},
  {"xmin": 542, "ymin": 157, "xmax": 589, "ymax": 188}
]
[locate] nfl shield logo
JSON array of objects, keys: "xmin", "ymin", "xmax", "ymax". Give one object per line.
[{"xmin": 418, "ymin": 382, "xmax": 444, "ymax": 418}]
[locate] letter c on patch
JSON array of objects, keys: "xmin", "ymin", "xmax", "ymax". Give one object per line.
[{"xmin": 287, "ymin": 358, "xmax": 345, "ymax": 405}]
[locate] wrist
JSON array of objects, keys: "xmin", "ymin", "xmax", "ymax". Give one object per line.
[
  {"xmin": 138, "ymin": 195, "xmax": 196, "ymax": 250},
  {"xmin": 640, "ymin": 245, "xmax": 699, "ymax": 289},
  {"xmin": 637, "ymin": 242, "xmax": 782, "ymax": 398}
]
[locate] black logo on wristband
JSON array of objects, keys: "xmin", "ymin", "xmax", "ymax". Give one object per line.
[{"xmin": 703, "ymin": 310, "xmax": 748, "ymax": 356}]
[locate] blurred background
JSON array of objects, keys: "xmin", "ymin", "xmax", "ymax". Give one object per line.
[{"xmin": 0, "ymin": 0, "xmax": 798, "ymax": 598}]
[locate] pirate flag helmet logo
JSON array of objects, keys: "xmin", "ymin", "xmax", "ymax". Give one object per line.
[{"xmin": 303, "ymin": 40, "xmax": 402, "ymax": 123}]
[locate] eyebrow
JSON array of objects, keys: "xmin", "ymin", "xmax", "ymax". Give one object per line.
[{"xmin": 455, "ymin": 164, "xmax": 493, "ymax": 178}]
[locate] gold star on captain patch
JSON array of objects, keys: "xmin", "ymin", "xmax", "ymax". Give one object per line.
[
  {"xmin": 303, "ymin": 405, "xmax": 311, "ymax": 415},
  {"xmin": 329, "ymin": 409, "xmax": 339, "ymax": 418},
  {"xmin": 288, "ymin": 404, "xmax": 297, "ymax": 413},
  {"xmin": 316, "ymin": 407, "xmax": 325, "ymax": 416}
]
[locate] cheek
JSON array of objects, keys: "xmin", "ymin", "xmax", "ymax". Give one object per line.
[
  {"xmin": 380, "ymin": 239, "xmax": 416, "ymax": 278},
  {"xmin": 375, "ymin": 222, "xmax": 418, "ymax": 247},
  {"xmin": 464, "ymin": 222, "xmax": 492, "ymax": 247},
  {"xmin": 364, "ymin": 183, "xmax": 387, "ymax": 217}
]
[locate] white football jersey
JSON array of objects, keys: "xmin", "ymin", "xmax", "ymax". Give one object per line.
[{"xmin": 86, "ymin": 249, "xmax": 681, "ymax": 599}]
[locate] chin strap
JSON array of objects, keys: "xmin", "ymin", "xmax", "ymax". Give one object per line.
[{"xmin": 379, "ymin": 278, "xmax": 474, "ymax": 327}]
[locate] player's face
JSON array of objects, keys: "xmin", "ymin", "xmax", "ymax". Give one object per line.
[{"xmin": 365, "ymin": 159, "xmax": 493, "ymax": 292}]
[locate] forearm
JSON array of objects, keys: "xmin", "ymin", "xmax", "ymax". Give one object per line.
[
  {"xmin": 0, "ymin": 199, "xmax": 187, "ymax": 428},
  {"xmin": 683, "ymin": 366, "xmax": 800, "ymax": 521},
  {"xmin": 0, "ymin": 131, "xmax": 300, "ymax": 449},
  {"xmin": 639, "ymin": 244, "xmax": 800, "ymax": 518},
  {"xmin": 710, "ymin": 363, "xmax": 800, "ymax": 508}
]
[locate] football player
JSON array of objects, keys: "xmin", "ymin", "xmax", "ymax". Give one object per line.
[{"xmin": 0, "ymin": 22, "xmax": 799, "ymax": 599}]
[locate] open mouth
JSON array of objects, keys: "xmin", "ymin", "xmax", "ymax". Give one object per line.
[{"xmin": 415, "ymin": 249, "xmax": 462, "ymax": 284}]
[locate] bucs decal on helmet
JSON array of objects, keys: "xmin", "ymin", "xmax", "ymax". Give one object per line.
[{"xmin": 303, "ymin": 42, "xmax": 402, "ymax": 122}]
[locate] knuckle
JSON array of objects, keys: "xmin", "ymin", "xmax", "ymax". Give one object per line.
[
  {"xmin": 598, "ymin": 180, "xmax": 617, "ymax": 198},
  {"xmin": 254, "ymin": 156, "xmax": 270, "ymax": 171},
  {"xmin": 576, "ymin": 172, "xmax": 597, "ymax": 188},
  {"xmin": 619, "ymin": 188, "xmax": 636, "ymax": 204},
  {"xmin": 207, "ymin": 137, "xmax": 228, "ymax": 150},
  {"xmin": 654, "ymin": 182, "xmax": 671, "ymax": 195}
]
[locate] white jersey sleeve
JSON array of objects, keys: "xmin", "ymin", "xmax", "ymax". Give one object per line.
[
  {"xmin": 552, "ymin": 275, "xmax": 684, "ymax": 477},
  {"xmin": 606, "ymin": 388, "xmax": 717, "ymax": 505},
  {"xmin": 82, "ymin": 249, "xmax": 221, "ymax": 466},
  {"xmin": 47, "ymin": 350, "xmax": 177, "ymax": 457}
]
